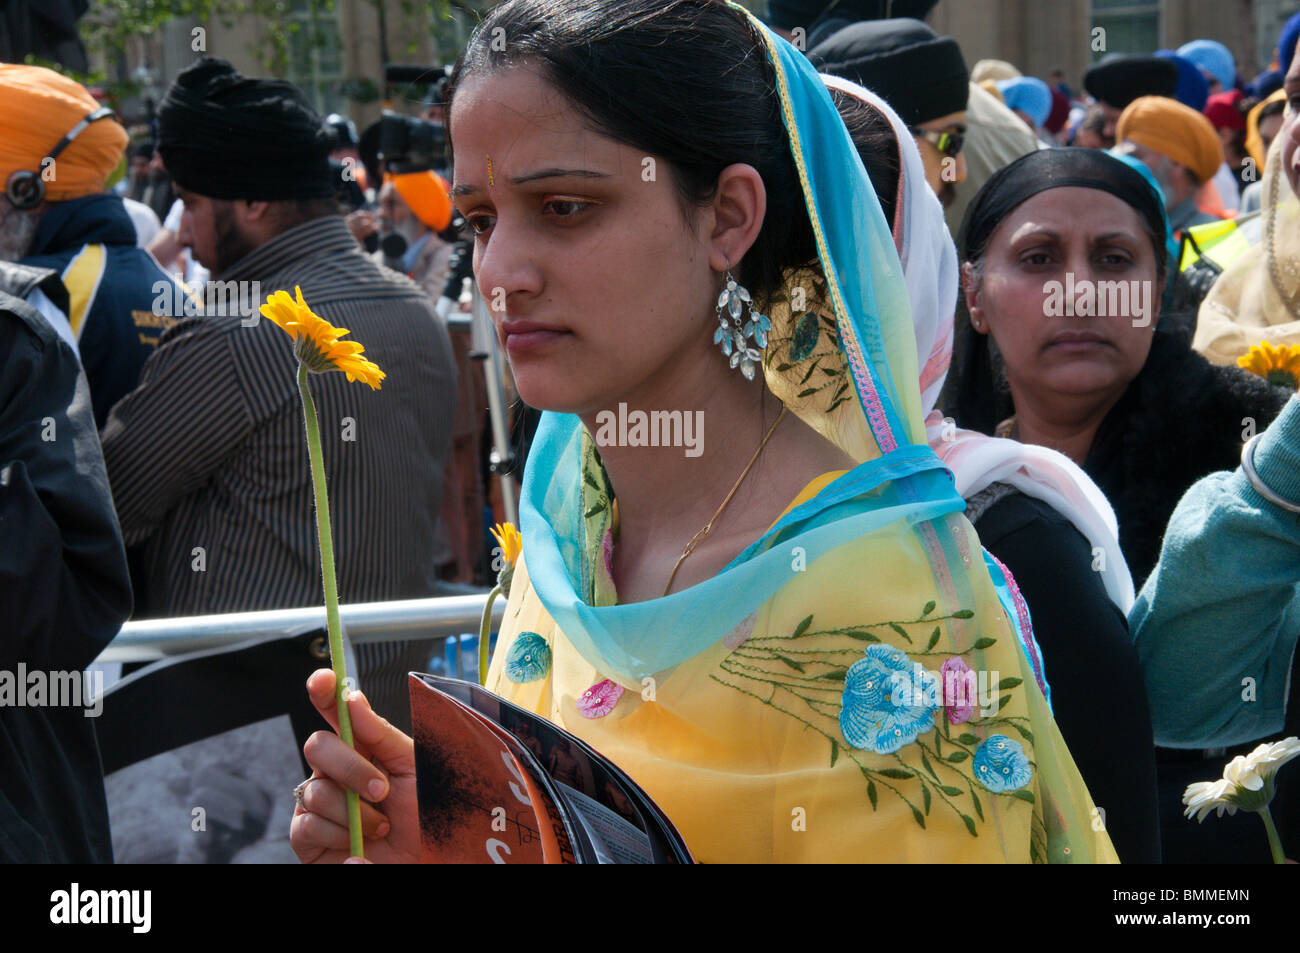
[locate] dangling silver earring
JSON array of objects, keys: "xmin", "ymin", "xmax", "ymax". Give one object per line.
[{"xmin": 713, "ymin": 269, "xmax": 771, "ymax": 381}]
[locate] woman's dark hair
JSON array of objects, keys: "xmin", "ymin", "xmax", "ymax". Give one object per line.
[
  {"xmin": 443, "ymin": 0, "xmax": 818, "ymax": 310},
  {"xmin": 828, "ymin": 86, "xmax": 901, "ymax": 229}
]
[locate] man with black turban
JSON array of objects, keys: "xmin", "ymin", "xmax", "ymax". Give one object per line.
[
  {"xmin": 1082, "ymin": 53, "xmax": 1179, "ymax": 148},
  {"xmin": 101, "ymin": 58, "xmax": 459, "ymax": 732},
  {"xmin": 811, "ymin": 18, "xmax": 969, "ymax": 207}
]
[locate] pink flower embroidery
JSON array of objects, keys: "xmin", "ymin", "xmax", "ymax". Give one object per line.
[
  {"xmin": 941, "ymin": 656, "xmax": 976, "ymax": 724},
  {"xmin": 723, "ymin": 611, "xmax": 758, "ymax": 650},
  {"xmin": 577, "ymin": 679, "xmax": 624, "ymax": 718},
  {"xmin": 601, "ymin": 527, "xmax": 615, "ymax": 579}
]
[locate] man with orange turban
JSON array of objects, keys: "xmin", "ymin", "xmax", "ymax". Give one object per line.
[
  {"xmin": 2, "ymin": 64, "xmax": 184, "ymax": 428},
  {"xmin": 378, "ymin": 169, "xmax": 488, "ymax": 585},
  {"xmin": 1114, "ymin": 94, "xmax": 1226, "ymax": 235}
]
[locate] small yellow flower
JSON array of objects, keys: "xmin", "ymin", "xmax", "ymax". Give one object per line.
[
  {"xmin": 490, "ymin": 521, "xmax": 521, "ymax": 598},
  {"xmin": 1237, "ymin": 340, "xmax": 1300, "ymax": 391},
  {"xmin": 490, "ymin": 522, "xmax": 522, "ymax": 568},
  {"xmin": 260, "ymin": 286, "xmax": 386, "ymax": 390}
]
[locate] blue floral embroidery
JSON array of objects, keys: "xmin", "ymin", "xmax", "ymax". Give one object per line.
[
  {"xmin": 504, "ymin": 632, "xmax": 551, "ymax": 683},
  {"xmin": 840, "ymin": 644, "xmax": 939, "ymax": 754},
  {"xmin": 973, "ymin": 734, "xmax": 1032, "ymax": 793}
]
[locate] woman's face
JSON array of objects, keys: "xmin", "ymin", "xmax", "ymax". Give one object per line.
[
  {"xmin": 448, "ymin": 65, "xmax": 750, "ymax": 415},
  {"xmin": 964, "ymin": 187, "xmax": 1159, "ymax": 413}
]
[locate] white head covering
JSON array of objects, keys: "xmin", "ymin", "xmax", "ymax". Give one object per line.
[
  {"xmin": 821, "ymin": 73, "xmax": 957, "ymax": 413},
  {"xmin": 823, "ymin": 72, "xmax": 1136, "ymax": 613}
]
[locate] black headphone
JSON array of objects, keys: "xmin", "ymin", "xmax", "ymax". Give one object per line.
[{"xmin": 5, "ymin": 106, "xmax": 118, "ymax": 211}]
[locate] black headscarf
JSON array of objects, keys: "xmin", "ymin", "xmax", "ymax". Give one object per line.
[
  {"xmin": 945, "ymin": 148, "xmax": 1172, "ymax": 434},
  {"xmin": 157, "ymin": 57, "xmax": 333, "ymax": 201}
]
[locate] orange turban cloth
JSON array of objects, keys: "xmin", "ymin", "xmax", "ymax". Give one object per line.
[
  {"xmin": 1116, "ymin": 94, "xmax": 1223, "ymax": 184},
  {"xmin": 0, "ymin": 65, "xmax": 128, "ymax": 202},
  {"xmin": 385, "ymin": 170, "xmax": 453, "ymax": 231}
]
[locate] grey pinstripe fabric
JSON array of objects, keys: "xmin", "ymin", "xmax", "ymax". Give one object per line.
[{"xmin": 101, "ymin": 215, "xmax": 458, "ymax": 726}]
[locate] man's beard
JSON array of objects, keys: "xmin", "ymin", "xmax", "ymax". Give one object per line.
[
  {"xmin": 209, "ymin": 200, "xmax": 261, "ymax": 277},
  {"xmin": 0, "ymin": 205, "xmax": 41, "ymax": 262}
]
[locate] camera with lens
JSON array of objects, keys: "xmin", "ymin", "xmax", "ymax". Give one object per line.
[{"xmin": 379, "ymin": 109, "xmax": 448, "ymax": 176}]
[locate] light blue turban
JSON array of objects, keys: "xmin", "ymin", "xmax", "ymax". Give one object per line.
[
  {"xmin": 1176, "ymin": 39, "xmax": 1236, "ymax": 91},
  {"xmin": 996, "ymin": 76, "xmax": 1052, "ymax": 128}
]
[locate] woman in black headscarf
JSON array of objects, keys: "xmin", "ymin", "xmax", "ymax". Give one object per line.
[
  {"xmin": 944, "ymin": 148, "xmax": 1293, "ymax": 863},
  {"xmin": 945, "ymin": 148, "xmax": 1290, "ymax": 590}
]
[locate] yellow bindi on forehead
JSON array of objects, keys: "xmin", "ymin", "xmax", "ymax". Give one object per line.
[{"xmin": 486, "ymin": 153, "xmax": 494, "ymax": 187}]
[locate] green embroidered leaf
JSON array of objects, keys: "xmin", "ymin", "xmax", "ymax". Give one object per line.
[
  {"xmin": 956, "ymin": 733, "xmax": 979, "ymax": 745},
  {"xmin": 796, "ymin": 387, "xmax": 820, "ymax": 398},
  {"xmin": 888, "ymin": 622, "xmax": 912, "ymax": 643},
  {"xmin": 920, "ymin": 749, "xmax": 940, "ymax": 781},
  {"xmin": 876, "ymin": 768, "xmax": 913, "ymax": 779},
  {"xmin": 1009, "ymin": 722, "xmax": 1035, "ymax": 743},
  {"xmin": 945, "ymin": 751, "xmax": 969, "ymax": 763},
  {"xmin": 844, "ymin": 630, "xmax": 881, "ymax": 642},
  {"xmin": 969, "ymin": 786, "xmax": 985, "ymax": 821},
  {"xmin": 921, "ymin": 784, "xmax": 932, "ymax": 815},
  {"xmin": 922, "ymin": 600, "xmax": 936, "ymax": 616},
  {"xmin": 789, "ymin": 312, "xmax": 820, "ymax": 361},
  {"xmin": 792, "ymin": 614, "xmax": 813, "ymax": 638},
  {"xmin": 997, "ymin": 677, "xmax": 1023, "ymax": 691},
  {"xmin": 911, "ymin": 807, "xmax": 926, "ymax": 829},
  {"xmin": 867, "ymin": 780, "xmax": 878, "ymax": 810},
  {"xmin": 798, "ymin": 359, "xmax": 821, "ymax": 385},
  {"xmin": 820, "ymin": 367, "xmax": 839, "ymax": 376},
  {"xmin": 925, "ymin": 627, "xmax": 941, "ymax": 651},
  {"xmin": 776, "ymin": 655, "xmax": 806, "ymax": 673},
  {"xmin": 952, "ymin": 609, "xmax": 975, "ymax": 619},
  {"xmin": 961, "ymin": 813, "xmax": 978, "ymax": 837},
  {"xmin": 817, "ymin": 669, "xmax": 847, "ymax": 682},
  {"xmin": 998, "ymin": 694, "xmax": 1012, "ymax": 711},
  {"xmin": 583, "ymin": 504, "xmax": 605, "ymax": 519},
  {"xmin": 1009, "ymin": 789, "xmax": 1036, "ymax": 804},
  {"xmin": 972, "ymin": 637, "xmax": 997, "ymax": 649},
  {"xmin": 826, "ymin": 396, "xmax": 852, "ymax": 413},
  {"xmin": 939, "ymin": 785, "xmax": 964, "ymax": 796},
  {"xmin": 774, "ymin": 362, "xmax": 794, "ymax": 372},
  {"xmin": 830, "ymin": 737, "xmax": 839, "ymax": 767},
  {"xmin": 582, "ymin": 469, "xmax": 602, "ymax": 491}
]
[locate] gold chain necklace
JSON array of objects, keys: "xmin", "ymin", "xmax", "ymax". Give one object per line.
[{"xmin": 661, "ymin": 406, "xmax": 787, "ymax": 598}]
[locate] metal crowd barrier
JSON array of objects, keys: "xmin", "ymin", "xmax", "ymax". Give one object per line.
[{"xmin": 97, "ymin": 594, "xmax": 506, "ymax": 672}]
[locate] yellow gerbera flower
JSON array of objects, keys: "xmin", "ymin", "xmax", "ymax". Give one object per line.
[
  {"xmin": 490, "ymin": 522, "xmax": 522, "ymax": 568},
  {"xmin": 1237, "ymin": 340, "xmax": 1300, "ymax": 391},
  {"xmin": 260, "ymin": 286, "xmax": 386, "ymax": 390}
]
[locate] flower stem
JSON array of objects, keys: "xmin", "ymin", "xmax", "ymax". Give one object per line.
[
  {"xmin": 479, "ymin": 586, "xmax": 501, "ymax": 686},
  {"xmin": 297, "ymin": 363, "xmax": 364, "ymax": 859},
  {"xmin": 1259, "ymin": 804, "xmax": 1286, "ymax": 864}
]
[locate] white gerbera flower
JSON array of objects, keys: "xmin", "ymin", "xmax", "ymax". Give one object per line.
[{"xmin": 1183, "ymin": 778, "xmax": 1238, "ymax": 823}]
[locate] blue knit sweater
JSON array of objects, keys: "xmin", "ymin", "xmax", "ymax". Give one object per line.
[{"xmin": 1129, "ymin": 395, "xmax": 1300, "ymax": 748}]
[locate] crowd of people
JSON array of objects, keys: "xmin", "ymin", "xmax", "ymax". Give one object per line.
[{"xmin": 3, "ymin": 0, "xmax": 1300, "ymax": 865}]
